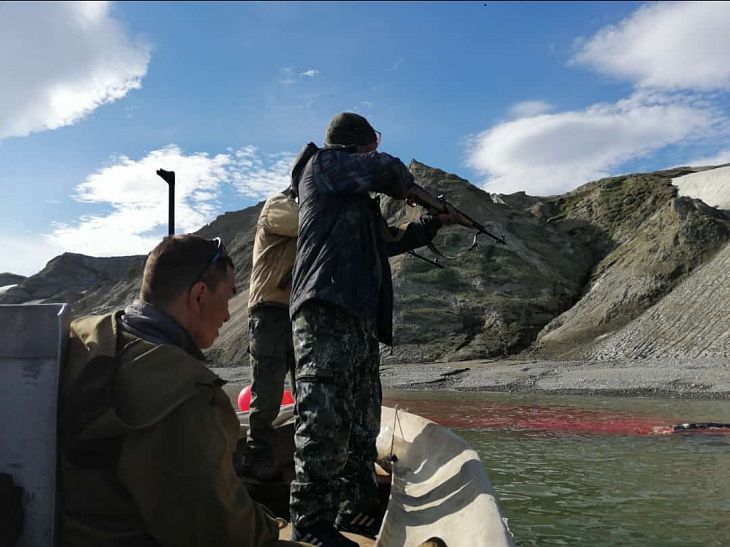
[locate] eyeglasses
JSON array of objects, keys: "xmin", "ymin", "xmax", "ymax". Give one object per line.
[
  {"xmin": 374, "ymin": 129, "xmax": 382, "ymax": 145},
  {"xmin": 190, "ymin": 237, "xmax": 231, "ymax": 287}
]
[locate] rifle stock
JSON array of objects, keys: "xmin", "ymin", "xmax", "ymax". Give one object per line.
[{"xmin": 406, "ymin": 183, "xmax": 506, "ymax": 245}]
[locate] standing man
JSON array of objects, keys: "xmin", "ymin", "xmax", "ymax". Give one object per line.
[
  {"xmin": 288, "ymin": 113, "xmax": 457, "ymax": 546},
  {"xmin": 241, "ymin": 186, "xmax": 298, "ymax": 483},
  {"xmin": 59, "ymin": 235, "xmax": 306, "ymax": 547}
]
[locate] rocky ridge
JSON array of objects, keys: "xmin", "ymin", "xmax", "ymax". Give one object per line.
[
  {"xmin": 5, "ymin": 162, "xmax": 730, "ymax": 367},
  {"xmin": 0, "ymin": 253, "xmax": 144, "ymax": 310},
  {"xmin": 0, "ymin": 273, "xmax": 26, "ymax": 287},
  {"xmin": 531, "ymin": 168, "xmax": 730, "ymax": 358}
]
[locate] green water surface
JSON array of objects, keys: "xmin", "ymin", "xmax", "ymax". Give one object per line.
[{"xmin": 384, "ymin": 391, "xmax": 730, "ymax": 547}]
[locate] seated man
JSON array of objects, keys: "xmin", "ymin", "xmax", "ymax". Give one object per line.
[{"xmin": 59, "ymin": 234, "xmax": 305, "ymax": 547}]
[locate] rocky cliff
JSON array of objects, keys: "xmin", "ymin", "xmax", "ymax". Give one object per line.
[
  {"xmin": 0, "ymin": 273, "xmax": 26, "ymax": 288},
  {"xmin": 6, "ymin": 162, "xmax": 730, "ymax": 366},
  {"xmin": 381, "ymin": 161, "xmax": 595, "ymax": 363},
  {"xmin": 0, "ymin": 253, "xmax": 144, "ymax": 310},
  {"xmin": 531, "ymin": 167, "xmax": 730, "ymax": 358}
]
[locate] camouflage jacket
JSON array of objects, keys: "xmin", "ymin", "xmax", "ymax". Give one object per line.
[{"xmin": 290, "ymin": 146, "xmax": 441, "ymax": 345}]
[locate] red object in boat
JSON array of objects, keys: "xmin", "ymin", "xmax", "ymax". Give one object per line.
[
  {"xmin": 237, "ymin": 385, "xmax": 294, "ymax": 411},
  {"xmin": 281, "ymin": 389, "xmax": 295, "ymax": 406}
]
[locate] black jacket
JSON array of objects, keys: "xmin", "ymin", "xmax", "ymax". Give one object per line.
[{"xmin": 290, "ymin": 146, "xmax": 440, "ymax": 345}]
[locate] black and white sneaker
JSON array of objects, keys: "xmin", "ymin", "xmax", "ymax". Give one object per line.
[
  {"xmin": 334, "ymin": 509, "xmax": 383, "ymax": 540},
  {"xmin": 290, "ymin": 523, "xmax": 358, "ymax": 547}
]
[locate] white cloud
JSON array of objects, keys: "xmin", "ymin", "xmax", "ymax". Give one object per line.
[
  {"xmin": 466, "ymin": 2, "xmax": 730, "ymax": 196},
  {"xmin": 279, "ymin": 66, "xmax": 319, "ymax": 85},
  {"xmin": 44, "ymin": 145, "xmax": 295, "ymax": 262},
  {"xmin": 387, "ymin": 57, "xmax": 404, "ymax": 72},
  {"xmin": 684, "ymin": 149, "xmax": 730, "ymax": 167},
  {"xmin": 468, "ymin": 93, "xmax": 721, "ymax": 196},
  {"xmin": 279, "ymin": 67, "xmax": 297, "ymax": 85},
  {"xmin": 0, "ymin": 234, "xmax": 64, "ymax": 277},
  {"xmin": 230, "ymin": 147, "xmax": 297, "ymax": 199},
  {"xmin": 349, "ymin": 101, "xmax": 375, "ymax": 114},
  {"xmin": 572, "ymin": 1, "xmax": 730, "ymax": 91},
  {"xmin": 0, "ymin": 1, "xmax": 150, "ymax": 139},
  {"xmin": 507, "ymin": 100, "xmax": 553, "ymax": 119}
]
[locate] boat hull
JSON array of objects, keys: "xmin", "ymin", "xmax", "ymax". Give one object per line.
[{"xmin": 228, "ymin": 388, "xmax": 514, "ymax": 547}]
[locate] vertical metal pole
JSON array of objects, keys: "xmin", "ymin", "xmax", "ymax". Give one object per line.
[
  {"xmin": 168, "ymin": 178, "xmax": 175, "ymax": 237},
  {"xmin": 156, "ymin": 169, "xmax": 176, "ymax": 236}
]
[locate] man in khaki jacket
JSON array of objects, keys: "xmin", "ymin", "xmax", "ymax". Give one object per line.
[
  {"xmin": 241, "ymin": 188, "xmax": 298, "ymax": 482},
  {"xmin": 59, "ymin": 234, "xmax": 307, "ymax": 547}
]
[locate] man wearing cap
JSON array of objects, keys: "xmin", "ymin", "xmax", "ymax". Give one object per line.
[
  {"xmin": 288, "ymin": 113, "xmax": 458, "ymax": 546},
  {"xmin": 59, "ymin": 234, "xmax": 307, "ymax": 547}
]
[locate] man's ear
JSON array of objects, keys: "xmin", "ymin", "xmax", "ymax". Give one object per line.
[{"xmin": 187, "ymin": 281, "xmax": 207, "ymax": 313}]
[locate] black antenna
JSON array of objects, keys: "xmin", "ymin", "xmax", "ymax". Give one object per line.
[{"xmin": 156, "ymin": 169, "xmax": 175, "ymax": 236}]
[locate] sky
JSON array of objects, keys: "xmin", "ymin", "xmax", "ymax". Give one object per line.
[{"xmin": 3, "ymin": 1, "xmax": 730, "ymax": 277}]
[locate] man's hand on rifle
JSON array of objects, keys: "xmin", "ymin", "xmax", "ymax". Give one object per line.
[
  {"xmin": 437, "ymin": 204, "xmax": 460, "ymax": 226},
  {"xmin": 405, "ymin": 181, "xmax": 506, "ymax": 245}
]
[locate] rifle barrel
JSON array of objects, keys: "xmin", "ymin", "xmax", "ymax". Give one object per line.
[{"xmin": 407, "ymin": 183, "xmax": 506, "ymax": 245}]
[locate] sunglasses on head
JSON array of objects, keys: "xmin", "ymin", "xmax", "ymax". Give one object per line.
[{"xmin": 190, "ymin": 237, "xmax": 231, "ymax": 287}]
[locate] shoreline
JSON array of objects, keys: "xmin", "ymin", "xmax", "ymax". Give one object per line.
[{"xmin": 210, "ymin": 357, "xmax": 730, "ymax": 400}]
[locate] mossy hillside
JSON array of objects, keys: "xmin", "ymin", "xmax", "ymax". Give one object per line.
[
  {"xmin": 547, "ymin": 170, "xmax": 693, "ymax": 256},
  {"xmin": 383, "ymin": 161, "xmax": 594, "ymax": 363},
  {"xmin": 534, "ymin": 171, "xmax": 730, "ymax": 358}
]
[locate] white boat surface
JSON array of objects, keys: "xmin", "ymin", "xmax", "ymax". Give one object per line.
[
  {"xmin": 375, "ymin": 406, "xmax": 514, "ymax": 547},
  {"xmin": 226, "ymin": 385, "xmax": 515, "ymax": 547}
]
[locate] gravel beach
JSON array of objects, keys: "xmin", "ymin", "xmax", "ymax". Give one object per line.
[{"xmin": 211, "ymin": 357, "xmax": 730, "ymax": 400}]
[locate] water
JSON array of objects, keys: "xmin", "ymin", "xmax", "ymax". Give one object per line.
[{"xmin": 383, "ymin": 391, "xmax": 730, "ymax": 547}]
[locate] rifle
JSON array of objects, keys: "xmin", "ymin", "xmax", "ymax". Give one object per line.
[{"xmin": 406, "ymin": 182, "xmax": 507, "ymax": 249}]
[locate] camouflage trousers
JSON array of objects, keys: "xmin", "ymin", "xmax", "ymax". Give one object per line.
[
  {"xmin": 246, "ymin": 305, "xmax": 296, "ymax": 458},
  {"xmin": 289, "ymin": 301, "xmax": 381, "ymax": 528}
]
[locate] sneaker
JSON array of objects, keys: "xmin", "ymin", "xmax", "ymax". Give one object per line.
[
  {"xmin": 291, "ymin": 523, "xmax": 358, "ymax": 547},
  {"xmin": 334, "ymin": 508, "xmax": 384, "ymax": 540},
  {"xmin": 239, "ymin": 455, "xmax": 282, "ymax": 483}
]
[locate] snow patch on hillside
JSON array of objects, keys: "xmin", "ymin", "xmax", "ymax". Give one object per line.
[{"xmin": 673, "ymin": 165, "xmax": 730, "ymax": 210}]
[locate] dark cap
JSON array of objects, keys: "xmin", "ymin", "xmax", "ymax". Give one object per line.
[{"xmin": 324, "ymin": 112, "xmax": 377, "ymax": 147}]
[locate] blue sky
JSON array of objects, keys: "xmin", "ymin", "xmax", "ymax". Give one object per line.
[{"xmin": 2, "ymin": 1, "xmax": 730, "ymax": 276}]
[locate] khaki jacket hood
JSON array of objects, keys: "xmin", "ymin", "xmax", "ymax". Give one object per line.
[
  {"xmin": 248, "ymin": 193, "xmax": 298, "ymax": 309},
  {"xmin": 66, "ymin": 312, "xmax": 220, "ymax": 440}
]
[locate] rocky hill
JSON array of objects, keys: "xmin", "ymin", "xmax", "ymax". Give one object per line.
[
  {"xmin": 380, "ymin": 161, "xmax": 595, "ymax": 363},
  {"xmin": 6, "ymin": 162, "xmax": 730, "ymax": 366},
  {"xmin": 530, "ymin": 167, "xmax": 730, "ymax": 358},
  {"xmin": 0, "ymin": 273, "xmax": 26, "ymax": 288},
  {"xmin": 0, "ymin": 253, "xmax": 144, "ymax": 310},
  {"xmin": 587, "ymin": 238, "xmax": 730, "ymax": 359}
]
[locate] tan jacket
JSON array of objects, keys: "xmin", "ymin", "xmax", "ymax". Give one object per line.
[
  {"xmin": 248, "ymin": 193, "xmax": 298, "ymax": 309},
  {"xmin": 59, "ymin": 312, "xmax": 289, "ymax": 547}
]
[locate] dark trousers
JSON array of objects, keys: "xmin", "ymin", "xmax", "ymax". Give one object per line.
[
  {"xmin": 246, "ymin": 305, "xmax": 296, "ymax": 458},
  {"xmin": 289, "ymin": 301, "xmax": 381, "ymax": 528}
]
